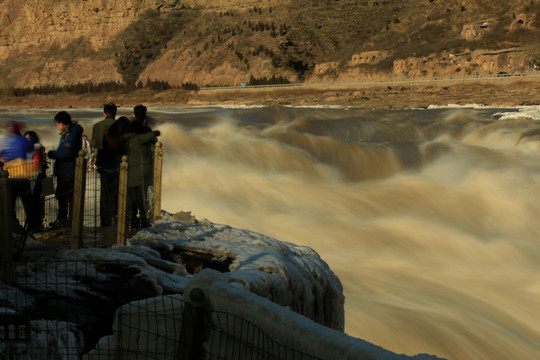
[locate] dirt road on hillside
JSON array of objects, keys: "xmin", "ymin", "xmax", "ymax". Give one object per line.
[{"xmin": 2, "ymin": 75, "xmax": 539, "ymax": 110}]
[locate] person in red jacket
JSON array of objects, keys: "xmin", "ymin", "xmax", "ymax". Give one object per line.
[{"xmin": 24, "ymin": 130, "xmax": 46, "ymax": 232}]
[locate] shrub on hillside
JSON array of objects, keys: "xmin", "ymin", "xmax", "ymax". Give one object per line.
[
  {"xmin": 248, "ymin": 75, "xmax": 290, "ymax": 86},
  {"xmin": 112, "ymin": 9, "xmax": 190, "ymax": 88}
]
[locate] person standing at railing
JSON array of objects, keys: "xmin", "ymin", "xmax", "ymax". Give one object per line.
[
  {"xmin": 47, "ymin": 111, "xmax": 83, "ymax": 228},
  {"xmin": 123, "ymin": 105, "xmax": 160, "ymax": 229},
  {"xmin": 102, "ymin": 115, "xmax": 131, "ymax": 227},
  {"xmin": 0, "ymin": 121, "xmax": 35, "ymax": 234},
  {"xmin": 24, "ymin": 130, "xmax": 47, "ymax": 232},
  {"xmin": 91, "ymin": 103, "xmax": 118, "ymax": 227}
]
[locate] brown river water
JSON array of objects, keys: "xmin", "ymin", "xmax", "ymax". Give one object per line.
[{"xmin": 2, "ymin": 105, "xmax": 540, "ymax": 360}]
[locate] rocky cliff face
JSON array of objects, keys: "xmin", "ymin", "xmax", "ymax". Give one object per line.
[
  {"xmin": 0, "ymin": 0, "xmax": 182, "ymax": 87},
  {"xmin": 0, "ymin": 0, "xmax": 156, "ymax": 58},
  {"xmin": 0, "ymin": 0, "xmax": 538, "ymax": 89}
]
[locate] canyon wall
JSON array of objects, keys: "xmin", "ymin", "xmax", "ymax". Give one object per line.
[
  {"xmin": 0, "ymin": 0, "xmax": 159, "ymax": 59},
  {"xmin": 0, "ymin": 0, "xmax": 538, "ymax": 89}
]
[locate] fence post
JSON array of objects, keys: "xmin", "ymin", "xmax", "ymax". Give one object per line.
[
  {"xmin": 153, "ymin": 141, "xmax": 163, "ymax": 223},
  {"xmin": 71, "ymin": 150, "xmax": 87, "ymax": 250},
  {"xmin": 0, "ymin": 170, "xmax": 14, "ymax": 285},
  {"xmin": 178, "ymin": 287, "xmax": 206, "ymax": 360},
  {"xmin": 117, "ymin": 155, "xmax": 128, "ymax": 246}
]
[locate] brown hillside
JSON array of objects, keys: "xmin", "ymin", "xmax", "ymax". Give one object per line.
[{"xmin": 0, "ymin": 0, "xmax": 539, "ymax": 89}]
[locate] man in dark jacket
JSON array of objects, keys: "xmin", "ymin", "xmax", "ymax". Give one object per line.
[
  {"xmin": 91, "ymin": 103, "xmax": 118, "ymax": 226},
  {"xmin": 47, "ymin": 111, "xmax": 83, "ymax": 228}
]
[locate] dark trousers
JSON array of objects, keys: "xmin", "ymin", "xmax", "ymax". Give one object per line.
[
  {"xmin": 55, "ymin": 176, "xmax": 74, "ymax": 223},
  {"xmin": 10, "ymin": 179, "xmax": 38, "ymax": 232},
  {"xmin": 127, "ymin": 186, "xmax": 148, "ymax": 228},
  {"xmin": 30, "ymin": 178, "xmax": 45, "ymax": 230},
  {"xmin": 98, "ymin": 168, "xmax": 119, "ymax": 227}
]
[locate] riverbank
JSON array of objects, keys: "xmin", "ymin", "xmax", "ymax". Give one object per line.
[{"xmin": 2, "ymin": 76, "xmax": 539, "ymax": 110}]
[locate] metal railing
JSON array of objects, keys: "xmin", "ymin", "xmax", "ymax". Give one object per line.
[
  {"xmin": 0, "ymin": 142, "xmax": 164, "ymax": 280},
  {"xmin": 199, "ymin": 71, "xmax": 540, "ymax": 91}
]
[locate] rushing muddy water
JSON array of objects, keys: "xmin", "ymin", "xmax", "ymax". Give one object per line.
[{"xmin": 2, "ymin": 105, "xmax": 540, "ymax": 360}]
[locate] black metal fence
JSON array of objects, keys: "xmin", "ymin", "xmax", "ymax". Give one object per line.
[
  {"xmin": 0, "ymin": 142, "xmax": 163, "ymax": 266},
  {"xmin": 0, "ymin": 260, "xmax": 107, "ymax": 359},
  {"xmin": 0, "ymin": 260, "xmax": 324, "ymax": 360}
]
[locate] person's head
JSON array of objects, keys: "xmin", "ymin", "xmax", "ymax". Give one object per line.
[
  {"xmin": 24, "ymin": 130, "xmax": 40, "ymax": 144},
  {"xmin": 6, "ymin": 121, "xmax": 23, "ymax": 136},
  {"xmin": 54, "ymin": 111, "xmax": 72, "ymax": 130},
  {"xmin": 113, "ymin": 116, "xmax": 131, "ymax": 136},
  {"xmin": 133, "ymin": 104, "xmax": 147, "ymax": 122},
  {"xmin": 103, "ymin": 103, "xmax": 117, "ymax": 118},
  {"xmin": 117, "ymin": 116, "xmax": 130, "ymax": 127}
]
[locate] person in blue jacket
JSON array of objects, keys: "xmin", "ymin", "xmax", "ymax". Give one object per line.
[
  {"xmin": 47, "ymin": 111, "xmax": 83, "ymax": 228},
  {"xmin": 0, "ymin": 121, "xmax": 34, "ymax": 163},
  {"xmin": 0, "ymin": 121, "xmax": 35, "ymax": 233}
]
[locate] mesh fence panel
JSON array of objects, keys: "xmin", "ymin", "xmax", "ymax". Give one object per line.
[
  {"xmin": 0, "ymin": 261, "xmax": 325, "ymax": 360},
  {"xmin": 206, "ymin": 311, "xmax": 322, "ymax": 360},
  {"xmin": 0, "ymin": 260, "xmax": 114, "ymax": 359},
  {"xmin": 8, "ymin": 149, "xmax": 160, "ymax": 257}
]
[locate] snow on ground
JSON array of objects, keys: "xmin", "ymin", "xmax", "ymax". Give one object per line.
[
  {"xmin": 123, "ymin": 211, "xmax": 345, "ymax": 330},
  {"xmin": 54, "ymin": 211, "xmax": 345, "ymax": 329}
]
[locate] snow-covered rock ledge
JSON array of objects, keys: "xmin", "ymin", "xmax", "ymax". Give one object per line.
[{"xmin": 117, "ymin": 210, "xmax": 345, "ymax": 330}]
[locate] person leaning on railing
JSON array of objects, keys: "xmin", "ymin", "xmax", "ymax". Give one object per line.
[{"xmin": 123, "ymin": 105, "xmax": 160, "ymax": 229}]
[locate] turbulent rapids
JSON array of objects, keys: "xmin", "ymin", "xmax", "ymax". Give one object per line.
[{"xmin": 2, "ymin": 105, "xmax": 540, "ymax": 360}]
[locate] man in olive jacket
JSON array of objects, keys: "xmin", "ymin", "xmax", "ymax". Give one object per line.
[{"xmin": 123, "ymin": 109, "xmax": 160, "ymax": 229}]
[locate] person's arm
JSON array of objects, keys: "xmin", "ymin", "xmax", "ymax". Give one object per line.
[
  {"xmin": 23, "ymin": 138, "xmax": 34, "ymax": 155},
  {"xmin": 91, "ymin": 122, "xmax": 101, "ymax": 150},
  {"xmin": 48, "ymin": 127, "xmax": 82, "ymax": 160},
  {"xmin": 132, "ymin": 131, "xmax": 160, "ymax": 145}
]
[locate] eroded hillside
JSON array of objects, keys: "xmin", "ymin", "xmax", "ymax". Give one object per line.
[{"xmin": 0, "ymin": 0, "xmax": 539, "ymax": 89}]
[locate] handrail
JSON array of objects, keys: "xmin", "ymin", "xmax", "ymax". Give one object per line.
[{"xmin": 199, "ymin": 71, "xmax": 540, "ymax": 91}]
